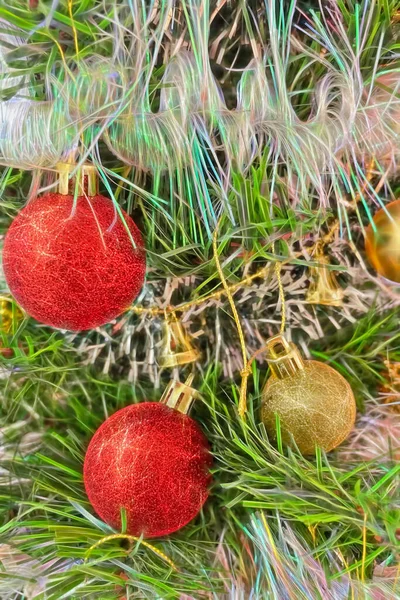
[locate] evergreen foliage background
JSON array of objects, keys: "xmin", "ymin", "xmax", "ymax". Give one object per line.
[{"xmin": 0, "ymin": 1, "xmax": 399, "ymax": 598}]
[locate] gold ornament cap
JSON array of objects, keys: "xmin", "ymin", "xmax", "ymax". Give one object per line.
[
  {"xmin": 265, "ymin": 334, "xmax": 305, "ymax": 379},
  {"xmin": 56, "ymin": 162, "xmax": 99, "ymax": 197},
  {"xmin": 159, "ymin": 318, "xmax": 200, "ymax": 368},
  {"xmin": 160, "ymin": 374, "xmax": 198, "ymax": 414}
]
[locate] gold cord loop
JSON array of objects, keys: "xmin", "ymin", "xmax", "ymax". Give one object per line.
[{"xmin": 212, "ymin": 225, "xmax": 287, "ymax": 418}]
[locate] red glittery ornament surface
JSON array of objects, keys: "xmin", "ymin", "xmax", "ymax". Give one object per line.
[
  {"xmin": 3, "ymin": 193, "xmax": 146, "ymax": 331},
  {"xmin": 83, "ymin": 402, "xmax": 212, "ymax": 538}
]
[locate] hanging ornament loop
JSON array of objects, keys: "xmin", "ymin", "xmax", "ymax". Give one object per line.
[
  {"xmin": 212, "ymin": 222, "xmax": 250, "ymax": 418},
  {"xmin": 212, "ymin": 222, "xmax": 287, "ymax": 418}
]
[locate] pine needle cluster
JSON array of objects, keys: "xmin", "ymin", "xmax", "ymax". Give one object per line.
[{"xmin": 0, "ymin": 1, "xmax": 399, "ymax": 599}]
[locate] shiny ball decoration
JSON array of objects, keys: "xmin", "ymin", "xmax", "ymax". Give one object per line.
[
  {"xmin": 261, "ymin": 335, "xmax": 356, "ymax": 455},
  {"xmin": 365, "ymin": 199, "xmax": 400, "ymax": 284},
  {"xmin": 83, "ymin": 402, "xmax": 212, "ymax": 538},
  {"xmin": 2, "ymin": 192, "xmax": 146, "ymax": 331}
]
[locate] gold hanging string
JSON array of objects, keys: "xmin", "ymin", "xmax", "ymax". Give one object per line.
[
  {"xmin": 212, "ymin": 224, "xmax": 287, "ymax": 418},
  {"xmin": 131, "ymin": 161, "xmax": 376, "ymax": 322},
  {"xmin": 316, "ymin": 220, "xmax": 340, "ymax": 252},
  {"xmin": 68, "ymin": 0, "xmax": 80, "ymax": 58},
  {"xmin": 272, "ymin": 241, "xmax": 286, "ymax": 334},
  {"xmin": 212, "ymin": 222, "xmax": 250, "ymax": 418},
  {"xmin": 314, "ymin": 158, "xmax": 382, "ymax": 260},
  {"xmin": 67, "ymin": 0, "xmax": 85, "ymax": 154},
  {"xmin": 309, "ymin": 157, "xmax": 375, "ymax": 259},
  {"xmin": 234, "ymin": 241, "xmax": 287, "ymax": 417},
  {"xmin": 131, "ymin": 262, "xmax": 273, "ymax": 318},
  {"xmin": 85, "ymin": 533, "xmax": 178, "ymax": 571}
]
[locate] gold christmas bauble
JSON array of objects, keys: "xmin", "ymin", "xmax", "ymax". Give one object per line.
[
  {"xmin": 365, "ymin": 199, "xmax": 400, "ymax": 283},
  {"xmin": 261, "ymin": 335, "xmax": 356, "ymax": 455},
  {"xmin": 0, "ymin": 296, "xmax": 24, "ymax": 334}
]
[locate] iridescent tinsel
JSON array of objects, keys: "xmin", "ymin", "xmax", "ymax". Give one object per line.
[{"xmin": 0, "ymin": 2, "xmax": 399, "ymax": 229}]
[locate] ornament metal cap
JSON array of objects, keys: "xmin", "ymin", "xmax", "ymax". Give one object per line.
[
  {"xmin": 265, "ymin": 334, "xmax": 305, "ymax": 380},
  {"xmin": 160, "ymin": 374, "xmax": 198, "ymax": 414},
  {"xmin": 159, "ymin": 318, "xmax": 200, "ymax": 368},
  {"xmin": 56, "ymin": 162, "xmax": 99, "ymax": 197},
  {"xmin": 306, "ymin": 252, "xmax": 344, "ymax": 307}
]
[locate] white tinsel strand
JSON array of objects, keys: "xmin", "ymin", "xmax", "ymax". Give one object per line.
[{"xmin": 0, "ymin": 2, "xmax": 398, "ymax": 219}]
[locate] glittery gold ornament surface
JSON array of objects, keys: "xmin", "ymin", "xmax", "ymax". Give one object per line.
[
  {"xmin": 365, "ymin": 199, "xmax": 400, "ymax": 284},
  {"xmin": 261, "ymin": 335, "xmax": 356, "ymax": 455},
  {"xmin": 0, "ymin": 296, "xmax": 23, "ymax": 334}
]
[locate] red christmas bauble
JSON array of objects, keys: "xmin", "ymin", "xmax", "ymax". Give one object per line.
[
  {"xmin": 3, "ymin": 193, "xmax": 146, "ymax": 331},
  {"xmin": 83, "ymin": 402, "xmax": 212, "ymax": 538}
]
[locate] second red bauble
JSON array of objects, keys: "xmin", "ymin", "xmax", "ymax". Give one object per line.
[
  {"xmin": 2, "ymin": 192, "xmax": 146, "ymax": 331},
  {"xmin": 83, "ymin": 402, "xmax": 212, "ymax": 538}
]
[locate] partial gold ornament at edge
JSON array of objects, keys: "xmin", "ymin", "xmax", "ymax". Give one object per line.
[{"xmin": 0, "ymin": 296, "xmax": 24, "ymax": 334}]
